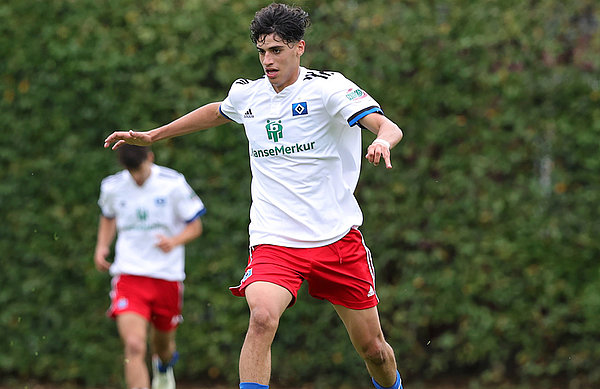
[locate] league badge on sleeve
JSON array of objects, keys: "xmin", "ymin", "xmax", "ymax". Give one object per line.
[{"xmin": 345, "ymin": 88, "xmax": 368, "ymax": 101}]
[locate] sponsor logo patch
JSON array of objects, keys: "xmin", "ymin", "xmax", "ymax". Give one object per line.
[
  {"xmin": 265, "ymin": 120, "xmax": 283, "ymax": 142},
  {"xmin": 136, "ymin": 208, "xmax": 148, "ymax": 221}
]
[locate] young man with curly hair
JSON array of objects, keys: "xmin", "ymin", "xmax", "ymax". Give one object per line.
[{"xmin": 104, "ymin": 4, "xmax": 404, "ymax": 389}]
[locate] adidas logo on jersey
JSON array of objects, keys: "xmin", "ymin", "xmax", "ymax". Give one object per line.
[{"xmin": 244, "ymin": 108, "xmax": 254, "ymax": 118}]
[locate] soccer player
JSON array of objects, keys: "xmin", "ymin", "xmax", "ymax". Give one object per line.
[
  {"xmin": 103, "ymin": 3, "xmax": 404, "ymax": 389},
  {"xmin": 94, "ymin": 145, "xmax": 206, "ymax": 389}
]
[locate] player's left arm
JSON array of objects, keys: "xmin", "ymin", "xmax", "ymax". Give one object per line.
[
  {"xmin": 360, "ymin": 113, "xmax": 403, "ymax": 169},
  {"xmin": 94, "ymin": 215, "xmax": 116, "ymax": 272},
  {"xmin": 156, "ymin": 218, "xmax": 203, "ymax": 253}
]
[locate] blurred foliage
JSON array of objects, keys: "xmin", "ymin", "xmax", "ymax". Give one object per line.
[{"xmin": 1, "ymin": 0, "xmax": 599, "ymax": 388}]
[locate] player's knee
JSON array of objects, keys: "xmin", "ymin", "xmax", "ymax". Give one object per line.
[
  {"xmin": 248, "ymin": 307, "xmax": 279, "ymax": 337},
  {"xmin": 122, "ymin": 335, "xmax": 146, "ymax": 357},
  {"xmin": 359, "ymin": 337, "xmax": 391, "ymax": 366}
]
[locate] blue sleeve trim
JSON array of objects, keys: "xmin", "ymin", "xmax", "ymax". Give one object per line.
[
  {"xmin": 347, "ymin": 106, "xmax": 384, "ymax": 128},
  {"xmin": 185, "ymin": 208, "xmax": 207, "ymax": 223},
  {"xmin": 218, "ymin": 104, "xmax": 233, "ymax": 121}
]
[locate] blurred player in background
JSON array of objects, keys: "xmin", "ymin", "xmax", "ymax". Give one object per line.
[
  {"xmin": 94, "ymin": 144, "xmax": 206, "ymax": 389},
  {"xmin": 103, "ymin": 3, "xmax": 404, "ymax": 389}
]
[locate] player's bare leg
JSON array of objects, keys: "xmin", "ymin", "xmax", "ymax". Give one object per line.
[
  {"xmin": 150, "ymin": 327, "xmax": 177, "ymax": 366},
  {"xmin": 239, "ymin": 282, "xmax": 292, "ymax": 385},
  {"xmin": 334, "ymin": 305, "xmax": 400, "ymax": 387},
  {"xmin": 150, "ymin": 327, "xmax": 177, "ymax": 389},
  {"xmin": 117, "ymin": 313, "xmax": 150, "ymax": 389}
]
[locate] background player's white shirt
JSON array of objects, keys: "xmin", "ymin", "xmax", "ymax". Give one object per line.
[
  {"xmin": 219, "ymin": 67, "xmax": 383, "ymax": 248},
  {"xmin": 98, "ymin": 164, "xmax": 206, "ymax": 281}
]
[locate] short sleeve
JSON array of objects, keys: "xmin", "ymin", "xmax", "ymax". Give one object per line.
[
  {"xmin": 173, "ymin": 177, "xmax": 206, "ymax": 223},
  {"xmin": 98, "ymin": 181, "xmax": 116, "ymax": 219},
  {"xmin": 219, "ymin": 79, "xmax": 250, "ymax": 124},
  {"xmin": 324, "ymin": 75, "xmax": 383, "ymax": 128}
]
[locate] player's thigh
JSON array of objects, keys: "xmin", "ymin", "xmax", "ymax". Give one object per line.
[
  {"xmin": 116, "ymin": 312, "xmax": 149, "ymax": 348},
  {"xmin": 333, "ymin": 304, "xmax": 385, "ymax": 349},
  {"xmin": 231, "ymin": 245, "xmax": 306, "ymax": 307},
  {"xmin": 245, "ymin": 281, "xmax": 293, "ymax": 323}
]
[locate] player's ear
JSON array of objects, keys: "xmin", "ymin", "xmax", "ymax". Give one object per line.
[
  {"xmin": 297, "ymin": 40, "xmax": 305, "ymax": 56},
  {"xmin": 148, "ymin": 151, "xmax": 155, "ymax": 163}
]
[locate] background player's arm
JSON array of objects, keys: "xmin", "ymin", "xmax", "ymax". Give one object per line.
[
  {"xmin": 104, "ymin": 102, "xmax": 230, "ymax": 149},
  {"xmin": 360, "ymin": 113, "xmax": 403, "ymax": 169},
  {"xmin": 94, "ymin": 215, "xmax": 116, "ymax": 272},
  {"xmin": 155, "ymin": 218, "xmax": 203, "ymax": 253}
]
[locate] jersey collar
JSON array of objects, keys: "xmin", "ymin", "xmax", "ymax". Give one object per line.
[
  {"xmin": 127, "ymin": 163, "xmax": 157, "ymax": 187},
  {"xmin": 265, "ymin": 66, "xmax": 306, "ymax": 96}
]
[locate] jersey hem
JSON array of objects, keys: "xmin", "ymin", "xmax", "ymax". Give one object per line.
[
  {"xmin": 185, "ymin": 208, "xmax": 206, "ymax": 223},
  {"xmin": 248, "ymin": 227, "xmax": 352, "ymax": 249},
  {"xmin": 218, "ymin": 104, "xmax": 235, "ymax": 122}
]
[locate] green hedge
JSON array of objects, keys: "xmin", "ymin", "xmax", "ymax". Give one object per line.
[{"xmin": 1, "ymin": 0, "xmax": 599, "ymax": 387}]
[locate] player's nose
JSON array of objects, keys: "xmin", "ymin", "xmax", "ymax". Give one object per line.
[{"xmin": 262, "ymin": 52, "xmax": 274, "ymax": 65}]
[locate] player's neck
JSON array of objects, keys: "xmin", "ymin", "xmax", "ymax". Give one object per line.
[
  {"xmin": 272, "ymin": 67, "xmax": 301, "ymax": 93},
  {"xmin": 128, "ymin": 162, "xmax": 152, "ymax": 186}
]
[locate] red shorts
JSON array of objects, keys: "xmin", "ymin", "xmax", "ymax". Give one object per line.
[
  {"xmin": 107, "ymin": 274, "xmax": 184, "ymax": 331},
  {"xmin": 230, "ymin": 228, "xmax": 379, "ymax": 309}
]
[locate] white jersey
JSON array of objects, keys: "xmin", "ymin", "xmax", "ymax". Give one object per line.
[
  {"xmin": 219, "ymin": 67, "xmax": 383, "ymax": 248},
  {"xmin": 98, "ymin": 164, "xmax": 206, "ymax": 281}
]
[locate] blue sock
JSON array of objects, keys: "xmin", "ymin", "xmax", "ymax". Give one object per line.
[
  {"xmin": 157, "ymin": 351, "xmax": 179, "ymax": 373},
  {"xmin": 239, "ymin": 383, "xmax": 269, "ymax": 389},
  {"xmin": 372, "ymin": 370, "xmax": 402, "ymax": 389}
]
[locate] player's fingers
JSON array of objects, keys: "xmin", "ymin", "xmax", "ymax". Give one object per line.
[
  {"xmin": 365, "ymin": 147, "xmax": 379, "ymax": 164},
  {"xmin": 373, "ymin": 147, "xmax": 383, "ymax": 166},
  {"xmin": 104, "ymin": 131, "xmax": 126, "ymax": 148},
  {"xmin": 155, "ymin": 235, "xmax": 169, "ymax": 249},
  {"xmin": 95, "ymin": 259, "xmax": 110, "ymax": 272},
  {"xmin": 112, "ymin": 139, "xmax": 126, "ymax": 150},
  {"xmin": 383, "ymin": 152, "xmax": 392, "ymax": 169},
  {"xmin": 103, "ymin": 133, "xmax": 116, "ymax": 148}
]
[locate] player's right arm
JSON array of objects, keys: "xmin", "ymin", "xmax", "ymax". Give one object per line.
[
  {"xmin": 94, "ymin": 215, "xmax": 116, "ymax": 272},
  {"xmin": 104, "ymin": 102, "xmax": 231, "ymax": 149}
]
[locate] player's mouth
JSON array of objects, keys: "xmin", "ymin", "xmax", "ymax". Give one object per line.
[{"xmin": 265, "ymin": 68, "xmax": 278, "ymax": 78}]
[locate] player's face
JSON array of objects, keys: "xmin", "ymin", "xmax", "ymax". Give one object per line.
[{"xmin": 257, "ymin": 33, "xmax": 305, "ymax": 93}]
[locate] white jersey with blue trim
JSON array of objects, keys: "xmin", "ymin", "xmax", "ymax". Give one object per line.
[
  {"xmin": 98, "ymin": 164, "xmax": 206, "ymax": 281},
  {"xmin": 219, "ymin": 67, "xmax": 383, "ymax": 248}
]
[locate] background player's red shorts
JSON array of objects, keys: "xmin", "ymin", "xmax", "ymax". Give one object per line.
[
  {"xmin": 230, "ymin": 228, "xmax": 379, "ymax": 309},
  {"xmin": 108, "ymin": 274, "xmax": 183, "ymax": 331}
]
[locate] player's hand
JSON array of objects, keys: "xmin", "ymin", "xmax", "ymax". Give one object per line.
[
  {"xmin": 104, "ymin": 130, "xmax": 152, "ymax": 149},
  {"xmin": 365, "ymin": 139, "xmax": 392, "ymax": 169},
  {"xmin": 156, "ymin": 234, "xmax": 176, "ymax": 253},
  {"xmin": 94, "ymin": 247, "xmax": 112, "ymax": 272}
]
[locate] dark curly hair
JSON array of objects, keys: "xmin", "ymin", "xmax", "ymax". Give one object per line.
[{"xmin": 250, "ymin": 3, "xmax": 311, "ymax": 45}]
